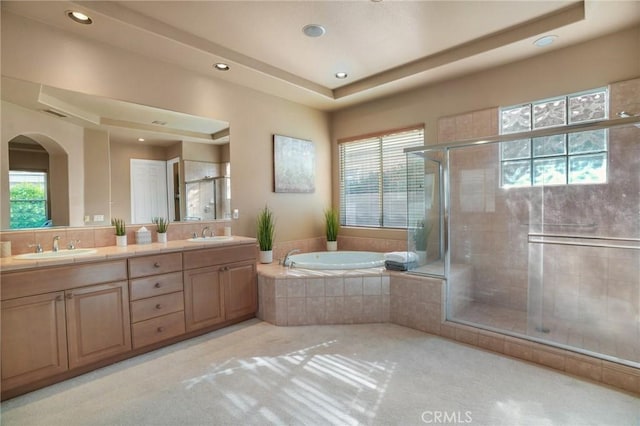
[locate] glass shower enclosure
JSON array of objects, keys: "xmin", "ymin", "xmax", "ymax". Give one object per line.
[{"xmin": 406, "ymin": 117, "xmax": 640, "ymax": 368}]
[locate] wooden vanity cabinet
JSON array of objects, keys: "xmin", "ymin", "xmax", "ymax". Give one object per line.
[
  {"xmin": 128, "ymin": 253, "xmax": 185, "ymax": 349},
  {"xmin": 1, "ymin": 292, "xmax": 68, "ymax": 390},
  {"xmin": 1, "ymin": 241, "xmax": 257, "ymax": 399},
  {"xmin": 1, "ymin": 260, "xmax": 129, "ymax": 393},
  {"xmin": 183, "ymin": 244, "xmax": 257, "ymax": 331},
  {"xmin": 223, "ymin": 260, "xmax": 258, "ymax": 321},
  {"xmin": 65, "ymin": 281, "xmax": 131, "ymax": 369}
]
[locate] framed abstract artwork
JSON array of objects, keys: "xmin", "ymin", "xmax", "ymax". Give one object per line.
[{"xmin": 273, "ymin": 134, "xmax": 316, "ymax": 193}]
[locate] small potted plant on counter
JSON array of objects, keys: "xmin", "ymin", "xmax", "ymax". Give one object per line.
[
  {"xmin": 256, "ymin": 205, "xmax": 275, "ymax": 263},
  {"xmin": 153, "ymin": 217, "xmax": 169, "ymax": 243},
  {"xmin": 324, "ymin": 207, "xmax": 339, "ymax": 251},
  {"xmin": 112, "ymin": 217, "xmax": 127, "ymax": 247}
]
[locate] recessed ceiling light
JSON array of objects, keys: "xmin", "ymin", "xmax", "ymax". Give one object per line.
[
  {"xmin": 335, "ymin": 72, "xmax": 348, "ymax": 79},
  {"xmin": 137, "ymin": 138, "xmax": 145, "ymax": 142},
  {"xmin": 214, "ymin": 63, "xmax": 230, "ymax": 71},
  {"xmin": 66, "ymin": 10, "xmax": 92, "ymax": 25},
  {"xmin": 533, "ymin": 35, "xmax": 558, "ymax": 47},
  {"xmin": 303, "ymin": 24, "xmax": 326, "ymax": 38}
]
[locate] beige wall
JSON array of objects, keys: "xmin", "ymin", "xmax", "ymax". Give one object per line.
[
  {"xmin": 1, "ymin": 101, "xmax": 83, "ymax": 228},
  {"xmin": 331, "ymin": 26, "xmax": 640, "ymax": 240},
  {"xmin": 3, "ymin": 9, "xmax": 636, "ymax": 242},
  {"xmin": 84, "ymin": 129, "xmax": 111, "ymax": 226},
  {"xmin": 182, "ymin": 141, "xmax": 220, "ymax": 163},
  {"xmin": 1, "ymin": 11, "xmax": 331, "ymax": 241}
]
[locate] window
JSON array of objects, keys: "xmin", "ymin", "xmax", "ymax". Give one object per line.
[
  {"xmin": 339, "ymin": 126, "xmax": 424, "ymax": 228},
  {"xmin": 9, "ymin": 171, "xmax": 49, "ymax": 229},
  {"xmin": 500, "ymin": 88, "xmax": 608, "ymax": 187}
]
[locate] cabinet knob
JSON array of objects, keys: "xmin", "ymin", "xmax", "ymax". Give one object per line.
[
  {"xmin": 153, "ymin": 262, "xmax": 160, "ymax": 268},
  {"xmin": 154, "ymin": 282, "xmax": 161, "ymax": 288},
  {"xmin": 157, "ymin": 327, "xmax": 164, "ymax": 333},
  {"xmin": 155, "ymin": 304, "xmax": 163, "ymax": 310},
  {"xmin": 55, "ymin": 295, "xmax": 63, "ymax": 302}
]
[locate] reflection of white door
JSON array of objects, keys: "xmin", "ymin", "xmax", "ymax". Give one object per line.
[{"xmin": 130, "ymin": 159, "xmax": 168, "ymax": 224}]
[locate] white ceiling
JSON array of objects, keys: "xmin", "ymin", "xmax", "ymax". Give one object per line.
[{"xmin": 2, "ymin": 0, "xmax": 640, "ymax": 111}]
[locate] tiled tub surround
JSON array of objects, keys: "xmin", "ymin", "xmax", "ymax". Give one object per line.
[
  {"xmin": 258, "ymin": 264, "xmax": 391, "ymax": 326},
  {"xmin": 257, "ymin": 264, "xmax": 640, "ymax": 394}
]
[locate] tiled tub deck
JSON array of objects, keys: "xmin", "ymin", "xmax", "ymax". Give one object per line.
[{"xmin": 257, "ymin": 263, "xmax": 640, "ymax": 395}]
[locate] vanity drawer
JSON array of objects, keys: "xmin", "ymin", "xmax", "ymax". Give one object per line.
[
  {"xmin": 128, "ymin": 253, "xmax": 182, "ymax": 278},
  {"xmin": 183, "ymin": 244, "xmax": 257, "ymax": 270},
  {"xmin": 1, "ymin": 260, "xmax": 127, "ymax": 300},
  {"xmin": 130, "ymin": 291, "xmax": 184, "ymax": 323},
  {"xmin": 132, "ymin": 311, "xmax": 185, "ymax": 349},
  {"xmin": 129, "ymin": 272, "xmax": 183, "ymax": 300}
]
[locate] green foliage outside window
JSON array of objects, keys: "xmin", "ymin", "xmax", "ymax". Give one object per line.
[{"xmin": 10, "ymin": 183, "xmax": 47, "ymax": 229}]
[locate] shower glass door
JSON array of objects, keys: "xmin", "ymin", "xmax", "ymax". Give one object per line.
[{"xmin": 443, "ymin": 121, "xmax": 640, "ymax": 368}]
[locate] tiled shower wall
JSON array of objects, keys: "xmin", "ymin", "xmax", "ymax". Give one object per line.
[{"xmin": 439, "ymin": 77, "xmax": 640, "ymax": 317}]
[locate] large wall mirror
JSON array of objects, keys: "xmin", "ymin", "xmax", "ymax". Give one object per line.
[{"xmin": 1, "ymin": 76, "xmax": 230, "ymax": 230}]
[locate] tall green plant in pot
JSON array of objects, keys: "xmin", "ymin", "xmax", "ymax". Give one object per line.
[
  {"xmin": 152, "ymin": 217, "xmax": 169, "ymax": 243},
  {"xmin": 324, "ymin": 208, "xmax": 340, "ymax": 251},
  {"xmin": 111, "ymin": 218, "xmax": 127, "ymax": 247},
  {"xmin": 256, "ymin": 205, "xmax": 275, "ymax": 263}
]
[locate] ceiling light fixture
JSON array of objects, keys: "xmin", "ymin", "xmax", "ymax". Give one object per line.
[
  {"xmin": 335, "ymin": 72, "xmax": 348, "ymax": 79},
  {"xmin": 137, "ymin": 138, "xmax": 145, "ymax": 142},
  {"xmin": 302, "ymin": 24, "xmax": 326, "ymax": 38},
  {"xmin": 66, "ymin": 10, "xmax": 92, "ymax": 25},
  {"xmin": 214, "ymin": 63, "xmax": 230, "ymax": 71},
  {"xmin": 533, "ymin": 35, "xmax": 558, "ymax": 47}
]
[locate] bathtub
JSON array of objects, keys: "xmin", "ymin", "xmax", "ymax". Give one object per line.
[{"xmin": 286, "ymin": 251, "xmax": 385, "ymax": 270}]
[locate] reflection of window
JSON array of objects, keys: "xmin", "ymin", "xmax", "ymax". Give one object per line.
[
  {"xmin": 9, "ymin": 171, "xmax": 48, "ymax": 229},
  {"xmin": 500, "ymin": 88, "xmax": 608, "ymax": 187},
  {"xmin": 339, "ymin": 127, "xmax": 424, "ymax": 228}
]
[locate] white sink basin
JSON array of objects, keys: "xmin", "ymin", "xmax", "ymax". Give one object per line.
[
  {"xmin": 187, "ymin": 236, "xmax": 234, "ymax": 243},
  {"xmin": 14, "ymin": 248, "xmax": 98, "ymax": 260}
]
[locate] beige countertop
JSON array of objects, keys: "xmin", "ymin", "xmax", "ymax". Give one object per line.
[{"xmin": 0, "ymin": 236, "xmax": 257, "ymax": 272}]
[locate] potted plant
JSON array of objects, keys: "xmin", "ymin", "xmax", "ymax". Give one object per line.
[
  {"xmin": 256, "ymin": 205, "xmax": 275, "ymax": 263},
  {"xmin": 324, "ymin": 207, "xmax": 339, "ymax": 251},
  {"xmin": 152, "ymin": 217, "xmax": 169, "ymax": 243},
  {"xmin": 111, "ymin": 217, "xmax": 127, "ymax": 247},
  {"xmin": 413, "ymin": 218, "xmax": 432, "ymax": 263}
]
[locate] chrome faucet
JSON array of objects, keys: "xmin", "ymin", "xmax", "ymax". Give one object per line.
[
  {"xmin": 201, "ymin": 226, "xmax": 213, "ymax": 238},
  {"xmin": 52, "ymin": 235, "xmax": 60, "ymax": 252},
  {"xmin": 68, "ymin": 240, "xmax": 79, "ymax": 250},
  {"xmin": 282, "ymin": 249, "xmax": 301, "ymax": 267},
  {"xmin": 29, "ymin": 243, "xmax": 43, "ymax": 253}
]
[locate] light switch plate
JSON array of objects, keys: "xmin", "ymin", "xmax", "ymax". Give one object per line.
[{"xmin": 93, "ymin": 214, "xmax": 104, "ymax": 222}]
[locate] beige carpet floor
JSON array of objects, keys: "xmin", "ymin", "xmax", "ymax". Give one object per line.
[{"xmin": 1, "ymin": 319, "xmax": 638, "ymax": 426}]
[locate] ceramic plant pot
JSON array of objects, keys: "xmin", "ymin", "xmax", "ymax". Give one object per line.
[
  {"xmin": 326, "ymin": 240, "xmax": 338, "ymax": 251},
  {"xmin": 116, "ymin": 235, "xmax": 127, "ymax": 247},
  {"xmin": 259, "ymin": 250, "xmax": 273, "ymax": 264},
  {"xmin": 157, "ymin": 232, "xmax": 168, "ymax": 243}
]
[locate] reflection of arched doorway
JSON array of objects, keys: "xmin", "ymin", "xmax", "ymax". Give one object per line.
[{"xmin": 7, "ymin": 134, "xmax": 69, "ymax": 228}]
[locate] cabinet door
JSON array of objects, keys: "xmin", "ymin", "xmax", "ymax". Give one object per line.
[
  {"xmin": 66, "ymin": 282, "xmax": 132, "ymax": 369},
  {"xmin": 1, "ymin": 292, "xmax": 68, "ymax": 390},
  {"xmin": 223, "ymin": 261, "xmax": 257, "ymax": 321},
  {"xmin": 184, "ymin": 266, "xmax": 224, "ymax": 331}
]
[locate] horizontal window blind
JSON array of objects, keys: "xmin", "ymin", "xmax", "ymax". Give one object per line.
[{"xmin": 339, "ymin": 127, "xmax": 424, "ymax": 228}]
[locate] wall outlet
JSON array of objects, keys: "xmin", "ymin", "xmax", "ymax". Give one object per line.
[
  {"xmin": 84, "ymin": 215, "xmax": 90, "ymax": 223},
  {"xmin": 232, "ymin": 209, "xmax": 239, "ymax": 219},
  {"xmin": 93, "ymin": 214, "xmax": 104, "ymax": 222}
]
